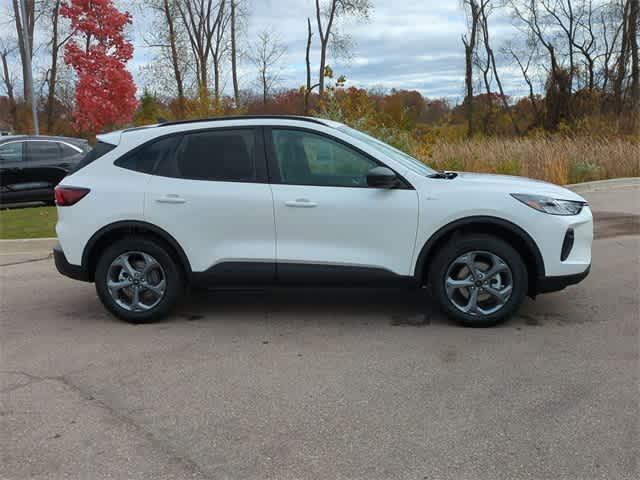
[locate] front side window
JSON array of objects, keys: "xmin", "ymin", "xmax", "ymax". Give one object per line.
[
  {"xmin": 271, "ymin": 129, "xmax": 377, "ymax": 187},
  {"xmin": 0, "ymin": 142, "xmax": 24, "ymax": 163},
  {"xmin": 157, "ymin": 129, "xmax": 256, "ymax": 182}
]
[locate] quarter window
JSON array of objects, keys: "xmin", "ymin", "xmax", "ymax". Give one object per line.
[
  {"xmin": 271, "ymin": 129, "xmax": 377, "ymax": 187},
  {"xmin": 156, "ymin": 129, "xmax": 257, "ymax": 182},
  {"xmin": 0, "ymin": 142, "xmax": 23, "ymax": 162},
  {"xmin": 115, "ymin": 136, "xmax": 180, "ymax": 174}
]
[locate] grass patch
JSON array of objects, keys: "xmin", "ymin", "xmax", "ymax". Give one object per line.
[{"xmin": 0, "ymin": 206, "xmax": 57, "ymax": 239}]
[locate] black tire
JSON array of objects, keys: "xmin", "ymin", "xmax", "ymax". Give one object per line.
[
  {"xmin": 428, "ymin": 234, "xmax": 528, "ymax": 327},
  {"xmin": 94, "ymin": 236, "xmax": 183, "ymax": 323}
]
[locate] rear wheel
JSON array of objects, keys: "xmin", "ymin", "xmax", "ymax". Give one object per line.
[
  {"xmin": 428, "ymin": 235, "xmax": 528, "ymax": 327},
  {"xmin": 95, "ymin": 237, "xmax": 183, "ymax": 323}
]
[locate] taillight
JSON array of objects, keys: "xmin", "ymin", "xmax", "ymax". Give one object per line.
[{"xmin": 54, "ymin": 186, "xmax": 90, "ymax": 206}]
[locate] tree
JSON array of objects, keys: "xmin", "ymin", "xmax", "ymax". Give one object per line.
[
  {"xmin": 11, "ymin": 0, "xmax": 37, "ymax": 105},
  {"xmin": 248, "ymin": 30, "xmax": 286, "ymax": 105},
  {"xmin": 45, "ymin": 0, "xmax": 75, "ymax": 132},
  {"xmin": 230, "ymin": 0, "xmax": 239, "ymax": 106},
  {"xmin": 477, "ymin": 1, "xmax": 520, "ymax": 134},
  {"xmin": 61, "ymin": 0, "xmax": 137, "ymax": 133},
  {"xmin": 313, "ymin": 0, "xmax": 372, "ymax": 96},
  {"xmin": 0, "ymin": 35, "xmax": 18, "ymax": 128},
  {"xmin": 462, "ymin": 0, "xmax": 483, "ymax": 138},
  {"xmin": 176, "ymin": 0, "xmax": 227, "ymax": 101}
]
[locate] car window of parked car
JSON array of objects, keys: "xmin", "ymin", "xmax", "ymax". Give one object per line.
[
  {"xmin": 70, "ymin": 141, "xmax": 116, "ymax": 173},
  {"xmin": 115, "ymin": 136, "xmax": 181, "ymax": 174},
  {"xmin": 26, "ymin": 141, "xmax": 62, "ymax": 162},
  {"xmin": 59, "ymin": 143, "xmax": 82, "ymax": 158},
  {"xmin": 156, "ymin": 129, "xmax": 257, "ymax": 183},
  {"xmin": 0, "ymin": 142, "xmax": 24, "ymax": 162},
  {"xmin": 271, "ymin": 129, "xmax": 377, "ymax": 187}
]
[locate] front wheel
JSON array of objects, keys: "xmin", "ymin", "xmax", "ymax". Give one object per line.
[
  {"xmin": 94, "ymin": 237, "xmax": 183, "ymax": 323},
  {"xmin": 428, "ymin": 235, "xmax": 528, "ymax": 327}
]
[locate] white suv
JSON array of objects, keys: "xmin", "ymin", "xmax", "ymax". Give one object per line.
[{"xmin": 53, "ymin": 116, "xmax": 593, "ymax": 327}]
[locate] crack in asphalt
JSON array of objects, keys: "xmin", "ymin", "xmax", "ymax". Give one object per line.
[{"xmin": 0, "ymin": 369, "xmax": 212, "ymax": 479}]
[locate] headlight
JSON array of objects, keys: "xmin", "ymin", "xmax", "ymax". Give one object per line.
[{"xmin": 511, "ymin": 194, "xmax": 586, "ymax": 216}]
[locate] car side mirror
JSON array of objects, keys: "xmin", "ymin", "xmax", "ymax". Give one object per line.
[{"xmin": 366, "ymin": 166, "xmax": 398, "ymax": 188}]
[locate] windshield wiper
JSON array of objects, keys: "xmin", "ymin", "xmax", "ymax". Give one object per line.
[{"xmin": 429, "ymin": 171, "xmax": 458, "ymax": 179}]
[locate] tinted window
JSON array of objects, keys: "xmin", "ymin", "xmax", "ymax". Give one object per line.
[
  {"xmin": 157, "ymin": 129, "xmax": 256, "ymax": 182},
  {"xmin": 26, "ymin": 141, "xmax": 60, "ymax": 161},
  {"xmin": 59, "ymin": 143, "xmax": 81, "ymax": 158},
  {"xmin": 115, "ymin": 136, "xmax": 180, "ymax": 174},
  {"xmin": 0, "ymin": 142, "xmax": 24, "ymax": 162},
  {"xmin": 271, "ymin": 129, "xmax": 377, "ymax": 187},
  {"xmin": 70, "ymin": 141, "xmax": 116, "ymax": 173}
]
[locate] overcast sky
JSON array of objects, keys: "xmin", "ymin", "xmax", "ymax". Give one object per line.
[
  {"xmin": 1, "ymin": 0, "xmax": 531, "ymax": 102},
  {"xmin": 128, "ymin": 0, "xmax": 529, "ymax": 102}
]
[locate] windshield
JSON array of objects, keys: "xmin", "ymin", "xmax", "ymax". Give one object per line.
[{"xmin": 337, "ymin": 125, "xmax": 436, "ymax": 176}]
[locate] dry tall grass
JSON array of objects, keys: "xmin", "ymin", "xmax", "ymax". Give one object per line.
[{"xmin": 424, "ymin": 137, "xmax": 639, "ymax": 185}]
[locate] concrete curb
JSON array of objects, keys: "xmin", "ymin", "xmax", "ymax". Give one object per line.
[
  {"xmin": 0, "ymin": 237, "xmax": 58, "ymax": 254},
  {"xmin": 566, "ymin": 177, "xmax": 639, "ymax": 193}
]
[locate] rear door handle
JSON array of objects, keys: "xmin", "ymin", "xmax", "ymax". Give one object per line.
[
  {"xmin": 285, "ymin": 198, "xmax": 317, "ymax": 208},
  {"xmin": 156, "ymin": 194, "xmax": 187, "ymax": 204}
]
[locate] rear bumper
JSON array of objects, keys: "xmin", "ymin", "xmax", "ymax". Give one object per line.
[
  {"xmin": 536, "ymin": 265, "xmax": 590, "ymax": 294},
  {"xmin": 53, "ymin": 243, "xmax": 91, "ymax": 282}
]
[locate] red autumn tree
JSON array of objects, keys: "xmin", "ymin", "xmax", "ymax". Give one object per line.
[{"xmin": 61, "ymin": 0, "xmax": 137, "ymax": 133}]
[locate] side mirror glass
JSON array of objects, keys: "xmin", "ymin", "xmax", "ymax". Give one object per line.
[{"xmin": 366, "ymin": 166, "xmax": 398, "ymax": 188}]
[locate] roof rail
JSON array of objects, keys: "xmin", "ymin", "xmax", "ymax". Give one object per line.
[{"xmin": 157, "ymin": 115, "xmax": 329, "ymax": 127}]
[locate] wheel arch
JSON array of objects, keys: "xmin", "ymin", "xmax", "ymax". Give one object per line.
[
  {"xmin": 415, "ymin": 216, "xmax": 545, "ymax": 296},
  {"xmin": 82, "ymin": 221, "xmax": 192, "ymax": 282}
]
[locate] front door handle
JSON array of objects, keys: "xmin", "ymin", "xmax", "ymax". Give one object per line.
[
  {"xmin": 285, "ymin": 198, "xmax": 317, "ymax": 208},
  {"xmin": 156, "ymin": 194, "xmax": 187, "ymax": 204}
]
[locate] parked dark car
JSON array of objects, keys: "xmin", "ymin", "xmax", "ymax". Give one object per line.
[{"xmin": 0, "ymin": 135, "xmax": 90, "ymax": 205}]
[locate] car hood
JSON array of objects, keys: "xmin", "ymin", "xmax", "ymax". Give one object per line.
[{"xmin": 450, "ymin": 172, "xmax": 586, "ymax": 202}]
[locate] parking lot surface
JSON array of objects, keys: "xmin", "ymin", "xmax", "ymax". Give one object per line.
[{"xmin": 1, "ymin": 186, "xmax": 638, "ymax": 480}]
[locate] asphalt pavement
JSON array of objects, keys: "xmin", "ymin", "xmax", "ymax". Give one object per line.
[{"xmin": 1, "ymin": 185, "xmax": 638, "ymax": 480}]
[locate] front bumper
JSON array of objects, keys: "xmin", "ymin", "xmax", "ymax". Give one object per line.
[
  {"xmin": 53, "ymin": 243, "xmax": 91, "ymax": 282},
  {"xmin": 536, "ymin": 264, "xmax": 591, "ymax": 294}
]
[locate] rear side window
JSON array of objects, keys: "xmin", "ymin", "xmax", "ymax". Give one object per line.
[
  {"xmin": 71, "ymin": 141, "xmax": 116, "ymax": 173},
  {"xmin": 27, "ymin": 141, "xmax": 61, "ymax": 161},
  {"xmin": 156, "ymin": 129, "xmax": 257, "ymax": 182},
  {"xmin": 115, "ymin": 136, "xmax": 180, "ymax": 174}
]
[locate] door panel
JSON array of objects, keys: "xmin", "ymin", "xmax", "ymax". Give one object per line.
[
  {"xmin": 144, "ymin": 128, "xmax": 275, "ymax": 274},
  {"xmin": 145, "ymin": 177, "xmax": 276, "ymax": 273},
  {"xmin": 25, "ymin": 141, "xmax": 68, "ymax": 193},
  {"xmin": 271, "ymin": 184, "xmax": 418, "ymax": 276},
  {"xmin": 267, "ymin": 128, "xmax": 419, "ymax": 278}
]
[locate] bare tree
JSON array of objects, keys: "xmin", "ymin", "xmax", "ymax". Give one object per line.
[
  {"xmin": 176, "ymin": 0, "xmax": 227, "ymax": 100},
  {"xmin": 142, "ymin": 0, "xmax": 191, "ymax": 114},
  {"xmin": 44, "ymin": 0, "xmax": 74, "ymax": 132},
  {"xmin": 247, "ymin": 30, "xmax": 286, "ymax": 105},
  {"xmin": 230, "ymin": 0, "xmax": 239, "ymax": 106},
  {"xmin": 506, "ymin": 42, "xmax": 541, "ymax": 120},
  {"xmin": 478, "ymin": 1, "xmax": 521, "ymax": 134},
  {"xmin": 210, "ymin": 0, "xmax": 231, "ymax": 101},
  {"xmin": 463, "ymin": 0, "xmax": 483, "ymax": 138},
  {"xmin": 628, "ymin": 0, "xmax": 638, "ymax": 111},
  {"xmin": 313, "ymin": 0, "xmax": 372, "ymax": 96},
  {"xmin": 0, "ymin": 36, "xmax": 18, "ymax": 128},
  {"xmin": 11, "ymin": 0, "xmax": 37, "ymax": 105},
  {"xmin": 304, "ymin": 17, "xmax": 321, "ymax": 114}
]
